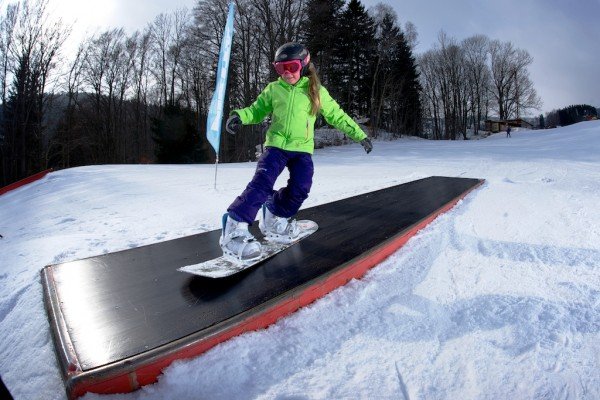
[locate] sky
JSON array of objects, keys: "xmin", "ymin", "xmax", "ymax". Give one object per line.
[
  {"xmin": 1, "ymin": 121, "xmax": 600, "ymax": 399},
  {"xmin": 46, "ymin": 0, "xmax": 600, "ymax": 115}
]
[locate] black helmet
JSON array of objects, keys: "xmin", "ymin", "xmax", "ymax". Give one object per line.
[
  {"xmin": 274, "ymin": 42, "xmax": 310, "ymax": 75},
  {"xmin": 274, "ymin": 42, "xmax": 309, "ymax": 63}
]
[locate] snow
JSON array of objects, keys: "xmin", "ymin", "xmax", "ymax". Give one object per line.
[{"xmin": 1, "ymin": 121, "xmax": 600, "ymax": 399}]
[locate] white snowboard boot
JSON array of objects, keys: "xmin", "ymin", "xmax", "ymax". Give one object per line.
[
  {"xmin": 220, "ymin": 214, "xmax": 262, "ymax": 261},
  {"xmin": 259, "ymin": 205, "xmax": 300, "ymax": 243}
]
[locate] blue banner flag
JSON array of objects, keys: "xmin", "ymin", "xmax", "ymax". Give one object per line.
[{"xmin": 206, "ymin": 2, "xmax": 235, "ymax": 156}]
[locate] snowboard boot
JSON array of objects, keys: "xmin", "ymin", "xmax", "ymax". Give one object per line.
[
  {"xmin": 220, "ymin": 213, "xmax": 262, "ymax": 261},
  {"xmin": 259, "ymin": 204, "xmax": 300, "ymax": 243}
]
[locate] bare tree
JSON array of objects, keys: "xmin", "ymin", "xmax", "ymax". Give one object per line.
[
  {"xmin": 418, "ymin": 50, "xmax": 443, "ymax": 139},
  {"xmin": 489, "ymin": 40, "xmax": 541, "ymax": 119},
  {"xmin": 170, "ymin": 9, "xmax": 191, "ymax": 107},
  {"xmin": 230, "ymin": 0, "xmax": 270, "ymax": 159},
  {"xmin": 150, "ymin": 13, "xmax": 173, "ymax": 108},
  {"xmin": 253, "ymin": 0, "xmax": 306, "ymax": 79},
  {"xmin": 151, "ymin": 8, "xmax": 191, "ymax": 109},
  {"xmin": 0, "ymin": 3, "xmax": 18, "ymax": 106},
  {"xmin": 462, "ymin": 34, "xmax": 491, "ymax": 135},
  {"xmin": 48, "ymin": 41, "xmax": 86, "ymax": 168},
  {"xmin": 232, "ymin": 0, "xmax": 267, "ymax": 106},
  {"xmin": 369, "ymin": 6, "xmax": 400, "ymax": 138},
  {"xmin": 81, "ymin": 28, "xmax": 126, "ymax": 161},
  {"xmin": 0, "ymin": 0, "xmax": 69, "ymax": 184},
  {"xmin": 403, "ymin": 21, "xmax": 418, "ymax": 50},
  {"xmin": 116, "ymin": 32, "xmax": 141, "ymax": 161},
  {"xmin": 505, "ymin": 48, "xmax": 541, "ymax": 118},
  {"xmin": 419, "ymin": 32, "xmax": 470, "ymax": 139},
  {"xmin": 0, "ymin": 3, "xmax": 19, "ymax": 184},
  {"xmin": 193, "ymin": 0, "xmax": 269, "ymax": 161},
  {"xmin": 130, "ymin": 29, "xmax": 154, "ymax": 162},
  {"xmin": 148, "ymin": 9, "xmax": 192, "ymax": 110},
  {"xmin": 437, "ymin": 32, "xmax": 468, "ymax": 139}
]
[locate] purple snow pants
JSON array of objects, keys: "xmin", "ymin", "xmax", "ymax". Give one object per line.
[{"xmin": 227, "ymin": 147, "xmax": 314, "ymax": 224}]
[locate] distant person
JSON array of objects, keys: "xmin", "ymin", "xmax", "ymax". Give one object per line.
[
  {"xmin": 221, "ymin": 42, "xmax": 372, "ymax": 261},
  {"xmin": 506, "ymin": 125, "xmax": 512, "ymax": 138}
]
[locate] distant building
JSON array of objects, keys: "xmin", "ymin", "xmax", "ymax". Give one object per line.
[{"xmin": 485, "ymin": 118, "xmax": 533, "ymax": 133}]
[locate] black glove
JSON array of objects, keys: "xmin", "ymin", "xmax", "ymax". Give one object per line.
[
  {"xmin": 360, "ymin": 138, "xmax": 373, "ymax": 154},
  {"xmin": 225, "ymin": 114, "xmax": 242, "ymax": 135}
]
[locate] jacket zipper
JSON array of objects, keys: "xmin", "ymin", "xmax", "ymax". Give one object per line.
[
  {"xmin": 305, "ymin": 119, "xmax": 309, "ymax": 140},
  {"xmin": 285, "ymin": 86, "xmax": 296, "ymax": 140}
]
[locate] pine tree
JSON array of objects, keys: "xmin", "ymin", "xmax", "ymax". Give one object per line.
[
  {"xmin": 557, "ymin": 104, "xmax": 597, "ymax": 126},
  {"xmin": 302, "ymin": 0, "xmax": 345, "ymax": 87},
  {"xmin": 371, "ymin": 11, "xmax": 421, "ymax": 136},
  {"xmin": 3, "ymin": 53, "xmax": 46, "ymax": 182},
  {"xmin": 392, "ymin": 30, "xmax": 422, "ymax": 135},
  {"xmin": 370, "ymin": 13, "xmax": 399, "ymax": 134},
  {"xmin": 330, "ymin": 0, "xmax": 376, "ymax": 118}
]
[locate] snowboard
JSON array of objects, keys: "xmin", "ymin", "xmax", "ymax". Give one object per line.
[{"xmin": 178, "ymin": 220, "xmax": 318, "ymax": 278}]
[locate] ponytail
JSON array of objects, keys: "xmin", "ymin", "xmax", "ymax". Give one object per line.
[{"xmin": 307, "ymin": 63, "xmax": 321, "ymax": 116}]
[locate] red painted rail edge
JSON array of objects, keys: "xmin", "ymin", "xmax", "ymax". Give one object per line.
[
  {"xmin": 0, "ymin": 169, "xmax": 53, "ymax": 196},
  {"xmin": 64, "ymin": 179, "xmax": 485, "ymax": 399}
]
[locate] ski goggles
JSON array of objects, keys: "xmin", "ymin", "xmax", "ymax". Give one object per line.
[{"xmin": 272, "ymin": 59, "xmax": 304, "ymax": 75}]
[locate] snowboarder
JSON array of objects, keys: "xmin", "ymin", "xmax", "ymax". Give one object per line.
[
  {"xmin": 220, "ymin": 42, "xmax": 373, "ymax": 261},
  {"xmin": 506, "ymin": 125, "xmax": 512, "ymax": 138}
]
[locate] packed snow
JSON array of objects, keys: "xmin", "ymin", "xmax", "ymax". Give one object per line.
[{"xmin": 1, "ymin": 121, "xmax": 599, "ymax": 400}]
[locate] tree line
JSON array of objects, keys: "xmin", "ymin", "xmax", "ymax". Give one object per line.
[
  {"xmin": 419, "ymin": 32, "xmax": 541, "ymax": 140},
  {"xmin": 544, "ymin": 104, "xmax": 597, "ymax": 128},
  {"xmin": 0, "ymin": 0, "xmax": 422, "ymax": 186},
  {"xmin": 0, "ymin": 0, "xmax": 543, "ymax": 188}
]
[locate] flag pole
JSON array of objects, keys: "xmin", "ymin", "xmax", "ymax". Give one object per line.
[
  {"xmin": 206, "ymin": 2, "xmax": 235, "ymax": 190},
  {"xmin": 214, "ymin": 155, "xmax": 219, "ymax": 189}
]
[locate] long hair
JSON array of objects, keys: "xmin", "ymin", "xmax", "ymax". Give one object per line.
[{"xmin": 307, "ymin": 63, "xmax": 321, "ymax": 116}]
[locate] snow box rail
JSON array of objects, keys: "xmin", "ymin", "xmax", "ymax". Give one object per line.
[
  {"xmin": 0, "ymin": 168, "xmax": 52, "ymax": 196},
  {"xmin": 41, "ymin": 176, "xmax": 484, "ymax": 399}
]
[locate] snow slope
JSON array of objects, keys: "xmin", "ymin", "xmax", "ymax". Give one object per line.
[{"xmin": 1, "ymin": 121, "xmax": 599, "ymax": 399}]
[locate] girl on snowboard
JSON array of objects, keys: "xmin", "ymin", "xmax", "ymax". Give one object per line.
[{"xmin": 221, "ymin": 42, "xmax": 373, "ymax": 261}]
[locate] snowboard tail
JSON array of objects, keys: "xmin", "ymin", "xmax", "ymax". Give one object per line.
[{"xmin": 179, "ymin": 220, "xmax": 318, "ymax": 278}]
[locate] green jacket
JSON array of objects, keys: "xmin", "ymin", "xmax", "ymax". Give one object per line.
[{"xmin": 233, "ymin": 76, "xmax": 367, "ymax": 154}]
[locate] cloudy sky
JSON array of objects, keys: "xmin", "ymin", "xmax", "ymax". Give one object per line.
[{"xmin": 49, "ymin": 0, "xmax": 600, "ymax": 115}]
